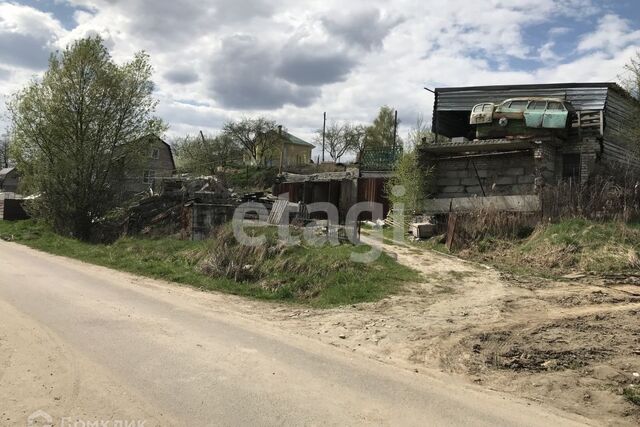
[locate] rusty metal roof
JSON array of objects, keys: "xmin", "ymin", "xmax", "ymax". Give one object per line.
[
  {"xmin": 433, "ymin": 82, "xmax": 623, "ymax": 112},
  {"xmin": 431, "ymin": 82, "xmax": 638, "ymax": 138}
]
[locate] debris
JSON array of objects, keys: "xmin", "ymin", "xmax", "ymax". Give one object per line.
[
  {"xmin": 410, "ymin": 222, "xmax": 437, "ymax": 239},
  {"xmin": 338, "ymin": 334, "xmax": 346, "ymax": 339},
  {"xmin": 561, "ymin": 272, "xmax": 587, "ymax": 280}
]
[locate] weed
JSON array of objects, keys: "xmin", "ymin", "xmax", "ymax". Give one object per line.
[{"xmin": 623, "ymin": 387, "xmax": 640, "ymax": 406}]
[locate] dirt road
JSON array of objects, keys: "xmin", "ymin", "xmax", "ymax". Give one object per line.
[
  {"xmin": 0, "ymin": 241, "xmax": 590, "ymax": 426},
  {"xmin": 274, "ymin": 236, "xmax": 640, "ymax": 426}
]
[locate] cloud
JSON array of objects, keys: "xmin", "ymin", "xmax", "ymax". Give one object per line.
[
  {"xmin": 163, "ymin": 69, "xmax": 199, "ymax": 85},
  {"xmin": 0, "ymin": 68, "xmax": 11, "ymax": 81},
  {"xmin": 321, "ymin": 8, "xmax": 403, "ymax": 51},
  {"xmin": 1, "ymin": 0, "xmax": 638, "ymax": 149},
  {"xmin": 0, "ymin": 3, "xmax": 65, "ymax": 69},
  {"xmin": 578, "ymin": 14, "xmax": 640, "ymax": 54},
  {"xmin": 0, "ymin": 32, "xmax": 53, "ymax": 69},
  {"xmin": 208, "ymin": 35, "xmax": 320, "ymax": 109},
  {"xmin": 276, "ymin": 49, "xmax": 356, "ymax": 86}
]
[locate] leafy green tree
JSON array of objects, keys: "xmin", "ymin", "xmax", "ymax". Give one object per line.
[
  {"xmin": 222, "ymin": 117, "xmax": 280, "ymax": 165},
  {"xmin": 9, "ymin": 36, "xmax": 163, "ymax": 240},
  {"xmin": 0, "ymin": 132, "xmax": 10, "ymax": 168},
  {"xmin": 385, "ymin": 149, "xmax": 430, "ymax": 216},
  {"xmin": 365, "ymin": 106, "xmax": 401, "ymax": 147},
  {"xmin": 174, "ymin": 133, "xmax": 242, "ymax": 174}
]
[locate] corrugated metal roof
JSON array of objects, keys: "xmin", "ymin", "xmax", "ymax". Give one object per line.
[{"xmin": 433, "ymin": 82, "xmax": 620, "ymax": 112}]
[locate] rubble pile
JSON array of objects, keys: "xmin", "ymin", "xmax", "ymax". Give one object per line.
[{"xmin": 126, "ymin": 176, "xmax": 241, "ymax": 237}]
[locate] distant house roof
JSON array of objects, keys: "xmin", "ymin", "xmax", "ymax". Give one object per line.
[
  {"xmin": 0, "ymin": 167, "xmax": 16, "ymax": 178},
  {"xmin": 146, "ymin": 134, "xmax": 176, "ymax": 170},
  {"xmin": 284, "ymin": 132, "xmax": 314, "ymax": 148},
  {"xmin": 0, "ymin": 167, "xmax": 17, "ymax": 189}
]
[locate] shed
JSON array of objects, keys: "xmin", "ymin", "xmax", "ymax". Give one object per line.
[
  {"xmin": 0, "ymin": 167, "xmax": 20, "ymax": 193},
  {"xmin": 422, "ymin": 82, "xmax": 640, "ymax": 210}
]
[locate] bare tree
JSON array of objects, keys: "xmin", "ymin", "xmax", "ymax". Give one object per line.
[
  {"xmin": 173, "ymin": 133, "xmax": 242, "ymax": 175},
  {"xmin": 343, "ymin": 123, "xmax": 366, "ymax": 160},
  {"xmin": 222, "ymin": 117, "xmax": 280, "ymax": 165},
  {"xmin": 315, "ymin": 122, "xmax": 351, "ymax": 162},
  {"xmin": 620, "ymin": 51, "xmax": 640, "ymax": 154}
]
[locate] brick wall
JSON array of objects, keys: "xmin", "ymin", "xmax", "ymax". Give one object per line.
[{"xmin": 434, "ymin": 151, "xmax": 536, "ymax": 198}]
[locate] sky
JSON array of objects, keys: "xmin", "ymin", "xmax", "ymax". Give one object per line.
[{"xmin": 1, "ymin": 0, "xmax": 640, "ymax": 156}]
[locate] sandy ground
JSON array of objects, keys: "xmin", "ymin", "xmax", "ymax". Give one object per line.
[
  {"xmin": 0, "ymin": 298, "xmax": 175, "ymax": 426},
  {"xmin": 258, "ymin": 237, "xmax": 640, "ymax": 426}
]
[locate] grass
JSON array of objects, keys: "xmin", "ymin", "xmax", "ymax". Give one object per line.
[
  {"xmin": 0, "ymin": 220, "xmax": 419, "ymax": 308},
  {"xmin": 623, "ymin": 387, "xmax": 640, "ymax": 406},
  {"xmin": 449, "ymin": 218, "xmax": 640, "ymax": 277}
]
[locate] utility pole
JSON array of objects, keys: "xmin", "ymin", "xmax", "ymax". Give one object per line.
[
  {"xmin": 278, "ymin": 125, "xmax": 285, "ymax": 174},
  {"xmin": 322, "ymin": 112, "xmax": 326, "ymax": 163},
  {"xmin": 393, "ymin": 109, "xmax": 398, "ymax": 149}
]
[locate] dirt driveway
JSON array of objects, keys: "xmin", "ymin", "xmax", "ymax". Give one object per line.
[{"xmin": 265, "ymin": 238, "xmax": 640, "ymax": 426}]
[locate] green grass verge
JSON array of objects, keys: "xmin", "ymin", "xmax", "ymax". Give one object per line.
[{"xmin": 0, "ymin": 220, "xmax": 419, "ymax": 308}]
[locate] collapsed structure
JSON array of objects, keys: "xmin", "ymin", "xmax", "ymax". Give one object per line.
[{"xmin": 422, "ymin": 82, "xmax": 640, "ymax": 213}]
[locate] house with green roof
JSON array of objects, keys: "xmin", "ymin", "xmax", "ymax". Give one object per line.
[{"xmin": 255, "ymin": 131, "xmax": 315, "ymax": 168}]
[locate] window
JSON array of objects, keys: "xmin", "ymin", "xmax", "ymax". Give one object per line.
[
  {"xmin": 547, "ymin": 101, "xmax": 565, "ymax": 111},
  {"xmin": 562, "ymin": 154, "xmax": 580, "ymax": 182},
  {"xmin": 151, "ymin": 148, "xmax": 160, "ymax": 159},
  {"xmin": 508, "ymin": 100, "xmax": 529, "ymax": 110},
  {"xmin": 143, "ymin": 170, "xmax": 155, "ymax": 184},
  {"xmin": 528, "ymin": 101, "xmax": 547, "ymax": 110}
]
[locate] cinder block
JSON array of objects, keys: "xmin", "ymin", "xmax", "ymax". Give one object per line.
[
  {"xmin": 461, "ymin": 177, "xmax": 482, "ymax": 186},
  {"xmin": 506, "ymin": 167, "xmax": 525, "ymax": 176},
  {"xmin": 465, "ymin": 186, "xmax": 484, "ymax": 195},
  {"xmin": 441, "ymin": 185, "xmax": 465, "ymax": 193},
  {"xmin": 410, "ymin": 223, "xmax": 436, "ymax": 238},
  {"xmin": 517, "ymin": 175, "xmax": 535, "ymax": 184},
  {"xmin": 494, "ymin": 176, "xmax": 516, "ymax": 185},
  {"xmin": 438, "ymin": 178, "xmax": 460, "ymax": 186}
]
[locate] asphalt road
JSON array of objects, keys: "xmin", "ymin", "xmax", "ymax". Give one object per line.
[{"xmin": 0, "ymin": 241, "xmax": 590, "ymax": 426}]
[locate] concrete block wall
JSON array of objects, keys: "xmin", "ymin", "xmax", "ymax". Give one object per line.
[
  {"xmin": 192, "ymin": 203, "xmax": 236, "ymax": 241},
  {"xmin": 554, "ymin": 137, "xmax": 601, "ymax": 184},
  {"xmin": 434, "ymin": 152, "xmax": 536, "ymax": 198}
]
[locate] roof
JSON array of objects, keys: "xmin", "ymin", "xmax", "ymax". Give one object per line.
[
  {"xmin": 433, "ymin": 82, "xmax": 626, "ymax": 112},
  {"xmin": 432, "ymin": 82, "xmax": 638, "ymax": 138},
  {"xmin": 0, "ymin": 167, "xmax": 16, "ymax": 178},
  {"xmin": 284, "ymin": 132, "xmax": 314, "ymax": 148}
]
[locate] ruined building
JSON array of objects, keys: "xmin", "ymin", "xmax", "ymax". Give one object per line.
[{"xmin": 422, "ymin": 82, "xmax": 639, "ymax": 212}]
